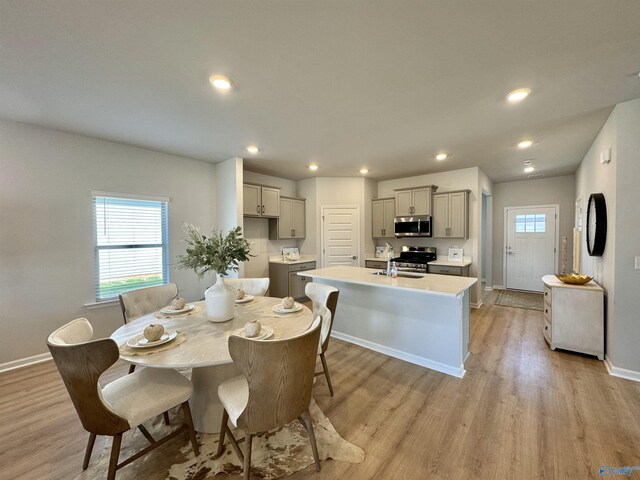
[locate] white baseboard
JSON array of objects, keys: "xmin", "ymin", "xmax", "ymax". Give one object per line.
[
  {"xmin": 471, "ymin": 300, "xmax": 483, "ymax": 309},
  {"xmin": 484, "ymin": 286, "xmax": 493, "ymax": 292},
  {"xmin": 493, "ymin": 284, "xmax": 505, "ymax": 290},
  {"xmin": 0, "ymin": 352, "xmax": 52, "ymax": 373},
  {"xmin": 604, "ymin": 356, "xmax": 640, "ymax": 383},
  {"xmin": 331, "ymin": 330, "xmax": 465, "ymax": 378}
]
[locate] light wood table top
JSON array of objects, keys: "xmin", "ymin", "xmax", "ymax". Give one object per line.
[{"xmin": 110, "ymin": 297, "xmax": 313, "ymax": 369}]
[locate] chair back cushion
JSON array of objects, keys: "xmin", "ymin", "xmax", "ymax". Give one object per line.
[
  {"xmin": 225, "ymin": 278, "xmax": 270, "ymax": 296},
  {"xmin": 304, "ymin": 282, "xmax": 339, "ymax": 352},
  {"xmin": 119, "ymin": 283, "xmax": 178, "ymax": 323},
  {"xmin": 46, "ymin": 319, "xmax": 129, "ymax": 435},
  {"xmin": 228, "ymin": 317, "xmax": 322, "ymax": 433}
]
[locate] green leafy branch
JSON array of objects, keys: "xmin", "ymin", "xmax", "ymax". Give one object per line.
[{"xmin": 176, "ymin": 224, "xmax": 253, "ymax": 277}]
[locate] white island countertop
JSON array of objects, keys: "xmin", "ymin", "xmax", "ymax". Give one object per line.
[{"xmin": 299, "ymin": 265, "xmax": 476, "ymax": 297}]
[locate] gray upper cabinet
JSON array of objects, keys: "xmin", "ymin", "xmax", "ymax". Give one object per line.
[
  {"xmin": 394, "ymin": 186, "xmax": 436, "ymax": 216},
  {"xmin": 372, "ymin": 198, "xmax": 395, "ymax": 237},
  {"xmin": 243, "ymin": 184, "xmax": 280, "ymax": 217},
  {"xmin": 432, "ymin": 190, "xmax": 469, "ymax": 238},
  {"xmin": 269, "ymin": 197, "xmax": 306, "ymax": 239}
]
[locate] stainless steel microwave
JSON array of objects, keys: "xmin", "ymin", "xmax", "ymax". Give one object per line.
[{"xmin": 394, "ymin": 215, "xmax": 432, "ymax": 237}]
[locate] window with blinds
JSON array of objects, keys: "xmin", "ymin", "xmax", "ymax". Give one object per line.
[{"xmin": 92, "ymin": 194, "xmax": 169, "ymax": 301}]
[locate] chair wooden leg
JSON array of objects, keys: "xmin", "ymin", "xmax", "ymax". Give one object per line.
[
  {"xmin": 163, "ymin": 411, "xmax": 171, "ymax": 425},
  {"xmin": 243, "ymin": 433, "xmax": 253, "ymax": 480},
  {"xmin": 128, "ymin": 364, "xmax": 136, "ymax": 374},
  {"xmin": 138, "ymin": 425, "xmax": 155, "ymax": 444},
  {"xmin": 83, "ymin": 433, "xmax": 97, "ymax": 470},
  {"xmin": 214, "ymin": 408, "xmax": 229, "ymax": 459},
  {"xmin": 299, "ymin": 410, "xmax": 321, "ymax": 472},
  {"xmin": 181, "ymin": 402, "xmax": 200, "ymax": 456},
  {"xmin": 319, "ymin": 352, "xmax": 334, "ymax": 397},
  {"xmin": 107, "ymin": 433, "xmax": 122, "ymax": 480},
  {"xmin": 226, "ymin": 425, "xmax": 244, "ymax": 463}
]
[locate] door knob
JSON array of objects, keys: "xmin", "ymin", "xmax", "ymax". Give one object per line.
[{"xmin": 352, "ymin": 256, "xmax": 357, "ymax": 260}]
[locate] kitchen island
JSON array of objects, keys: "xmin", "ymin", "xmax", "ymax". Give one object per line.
[{"xmin": 299, "ymin": 265, "xmax": 477, "ymax": 377}]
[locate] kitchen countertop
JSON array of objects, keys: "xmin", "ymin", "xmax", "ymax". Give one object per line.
[
  {"xmin": 429, "ymin": 257, "xmax": 472, "ymax": 267},
  {"xmin": 268, "ymin": 255, "xmax": 317, "ymax": 265},
  {"xmin": 298, "ymin": 265, "xmax": 476, "ymax": 297}
]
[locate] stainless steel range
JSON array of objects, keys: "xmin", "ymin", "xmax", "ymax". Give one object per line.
[{"xmin": 391, "ymin": 246, "xmax": 437, "ymax": 273}]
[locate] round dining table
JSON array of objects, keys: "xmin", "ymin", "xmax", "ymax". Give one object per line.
[{"xmin": 110, "ymin": 296, "xmax": 313, "ymax": 433}]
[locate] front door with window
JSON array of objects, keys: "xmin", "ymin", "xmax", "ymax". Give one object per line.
[{"xmin": 505, "ymin": 206, "xmax": 557, "ymax": 292}]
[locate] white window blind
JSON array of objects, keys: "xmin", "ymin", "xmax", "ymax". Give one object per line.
[{"xmin": 92, "ymin": 195, "xmax": 169, "ymax": 301}]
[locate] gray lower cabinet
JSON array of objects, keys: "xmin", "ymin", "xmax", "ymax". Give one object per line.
[
  {"xmin": 269, "ymin": 261, "xmax": 316, "ymax": 299},
  {"xmin": 365, "ymin": 260, "xmax": 388, "ymax": 269},
  {"xmin": 428, "ymin": 264, "xmax": 470, "ymax": 276}
]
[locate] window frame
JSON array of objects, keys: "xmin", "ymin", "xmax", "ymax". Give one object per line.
[{"xmin": 91, "ymin": 191, "xmax": 170, "ymax": 302}]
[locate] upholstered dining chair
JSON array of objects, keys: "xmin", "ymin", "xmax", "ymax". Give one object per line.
[
  {"xmin": 224, "ymin": 277, "xmax": 270, "ymax": 296},
  {"xmin": 214, "ymin": 317, "xmax": 323, "ymax": 480},
  {"xmin": 305, "ymin": 282, "xmax": 340, "ymax": 397},
  {"xmin": 119, "ymin": 283, "xmax": 178, "ymax": 376},
  {"xmin": 118, "ymin": 283, "xmax": 178, "ymax": 323},
  {"xmin": 47, "ymin": 318, "xmax": 199, "ymax": 480}
]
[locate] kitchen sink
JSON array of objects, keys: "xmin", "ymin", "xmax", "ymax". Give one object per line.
[{"xmin": 370, "ymin": 271, "xmax": 425, "ymax": 279}]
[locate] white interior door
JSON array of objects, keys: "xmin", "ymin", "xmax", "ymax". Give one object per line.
[
  {"xmin": 505, "ymin": 206, "xmax": 557, "ymax": 292},
  {"xmin": 322, "ymin": 207, "xmax": 360, "ymax": 267}
]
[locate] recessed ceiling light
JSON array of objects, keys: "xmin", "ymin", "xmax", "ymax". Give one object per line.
[
  {"xmin": 507, "ymin": 88, "xmax": 532, "ymax": 104},
  {"xmin": 246, "ymin": 145, "xmax": 259, "ymax": 155},
  {"xmin": 524, "ymin": 166, "xmax": 535, "ymax": 173},
  {"xmin": 308, "ymin": 164, "xmax": 319, "ymax": 171},
  {"xmin": 360, "ymin": 168, "xmax": 369, "ymax": 174},
  {"xmin": 209, "ymin": 75, "xmax": 232, "ymax": 91},
  {"xmin": 518, "ymin": 140, "xmax": 533, "ymax": 149},
  {"xmin": 435, "ymin": 153, "xmax": 448, "ymax": 161}
]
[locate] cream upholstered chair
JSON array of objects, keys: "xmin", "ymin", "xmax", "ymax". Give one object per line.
[
  {"xmin": 305, "ymin": 282, "xmax": 340, "ymax": 396},
  {"xmin": 47, "ymin": 318, "xmax": 199, "ymax": 480},
  {"xmin": 224, "ymin": 278, "xmax": 270, "ymax": 297},
  {"xmin": 119, "ymin": 283, "xmax": 178, "ymax": 376},
  {"xmin": 214, "ymin": 317, "xmax": 322, "ymax": 480},
  {"xmin": 118, "ymin": 283, "xmax": 178, "ymax": 323}
]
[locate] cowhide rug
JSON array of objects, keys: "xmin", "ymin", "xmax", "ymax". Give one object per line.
[{"xmin": 74, "ymin": 399, "xmax": 364, "ymax": 479}]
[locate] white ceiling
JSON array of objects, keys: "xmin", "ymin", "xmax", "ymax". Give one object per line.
[{"xmin": 1, "ymin": 1, "xmax": 639, "ymax": 182}]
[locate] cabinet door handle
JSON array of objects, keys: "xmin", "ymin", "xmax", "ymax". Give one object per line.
[
  {"xmin": 292, "ymin": 229, "xmax": 295, "ymax": 236},
  {"xmin": 262, "ymin": 205, "xmax": 265, "ymax": 214},
  {"xmin": 545, "ymin": 308, "xmax": 548, "ymax": 314},
  {"xmin": 257, "ymin": 205, "xmax": 260, "ymax": 214}
]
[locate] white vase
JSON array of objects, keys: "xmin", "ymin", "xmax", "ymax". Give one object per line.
[{"xmin": 204, "ymin": 274, "xmax": 235, "ymax": 322}]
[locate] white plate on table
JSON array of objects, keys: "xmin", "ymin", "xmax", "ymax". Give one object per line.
[
  {"xmin": 160, "ymin": 304, "xmax": 195, "ymax": 315},
  {"xmin": 235, "ymin": 295, "xmax": 255, "ymax": 304},
  {"xmin": 272, "ymin": 302, "xmax": 303, "ymax": 314},
  {"xmin": 231, "ymin": 326, "xmax": 274, "ymax": 341},
  {"xmin": 126, "ymin": 330, "xmax": 178, "ymax": 349}
]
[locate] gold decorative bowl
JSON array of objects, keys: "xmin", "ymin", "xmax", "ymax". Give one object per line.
[{"xmin": 555, "ymin": 273, "xmax": 593, "ymax": 285}]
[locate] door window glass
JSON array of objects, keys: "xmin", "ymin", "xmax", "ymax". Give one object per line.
[{"xmin": 515, "ymin": 213, "xmax": 546, "ymax": 233}]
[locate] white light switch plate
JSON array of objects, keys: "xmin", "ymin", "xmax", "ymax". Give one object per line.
[{"xmin": 636, "ymin": 256, "xmax": 640, "ymax": 270}]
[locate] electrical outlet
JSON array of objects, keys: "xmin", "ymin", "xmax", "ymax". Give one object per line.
[{"xmin": 636, "ymin": 256, "xmax": 640, "ymax": 270}]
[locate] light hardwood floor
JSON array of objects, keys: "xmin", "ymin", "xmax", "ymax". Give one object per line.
[{"xmin": 1, "ymin": 292, "xmax": 639, "ymax": 479}]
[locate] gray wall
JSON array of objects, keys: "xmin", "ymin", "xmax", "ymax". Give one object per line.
[
  {"xmin": 576, "ymin": 98, "xmax": 640, "ymax": 373},
  {"xmin": 492, "ymin": 175, "xmax": 576, "ymax": 288},
  {"xmin": 0, "ymin": 119, "xmax": 217, "ymax": 365}
]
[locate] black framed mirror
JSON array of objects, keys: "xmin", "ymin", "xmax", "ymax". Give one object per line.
[{"xmin": 586, "ymin": 193, "xmax": 607, "ymax": 257}]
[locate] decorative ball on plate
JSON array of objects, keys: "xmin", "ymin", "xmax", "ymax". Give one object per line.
[
  {"xmin": 282, "ymin": 296, "xmax": 295, "ymax": 309},
  {"xmin": 144, "ymin": 324, "xmax": 164, "ymax": 342},
  {"xmin": 172, "ymin": 297, "xmax": 186, "ymax": 310},
  {"xmin": 244, "ymin": 320, "xmax": 261, "ymax": 338},
  {"xmin": 236, "ymin": 288, "xmax": 246, "ymax": 301}
]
